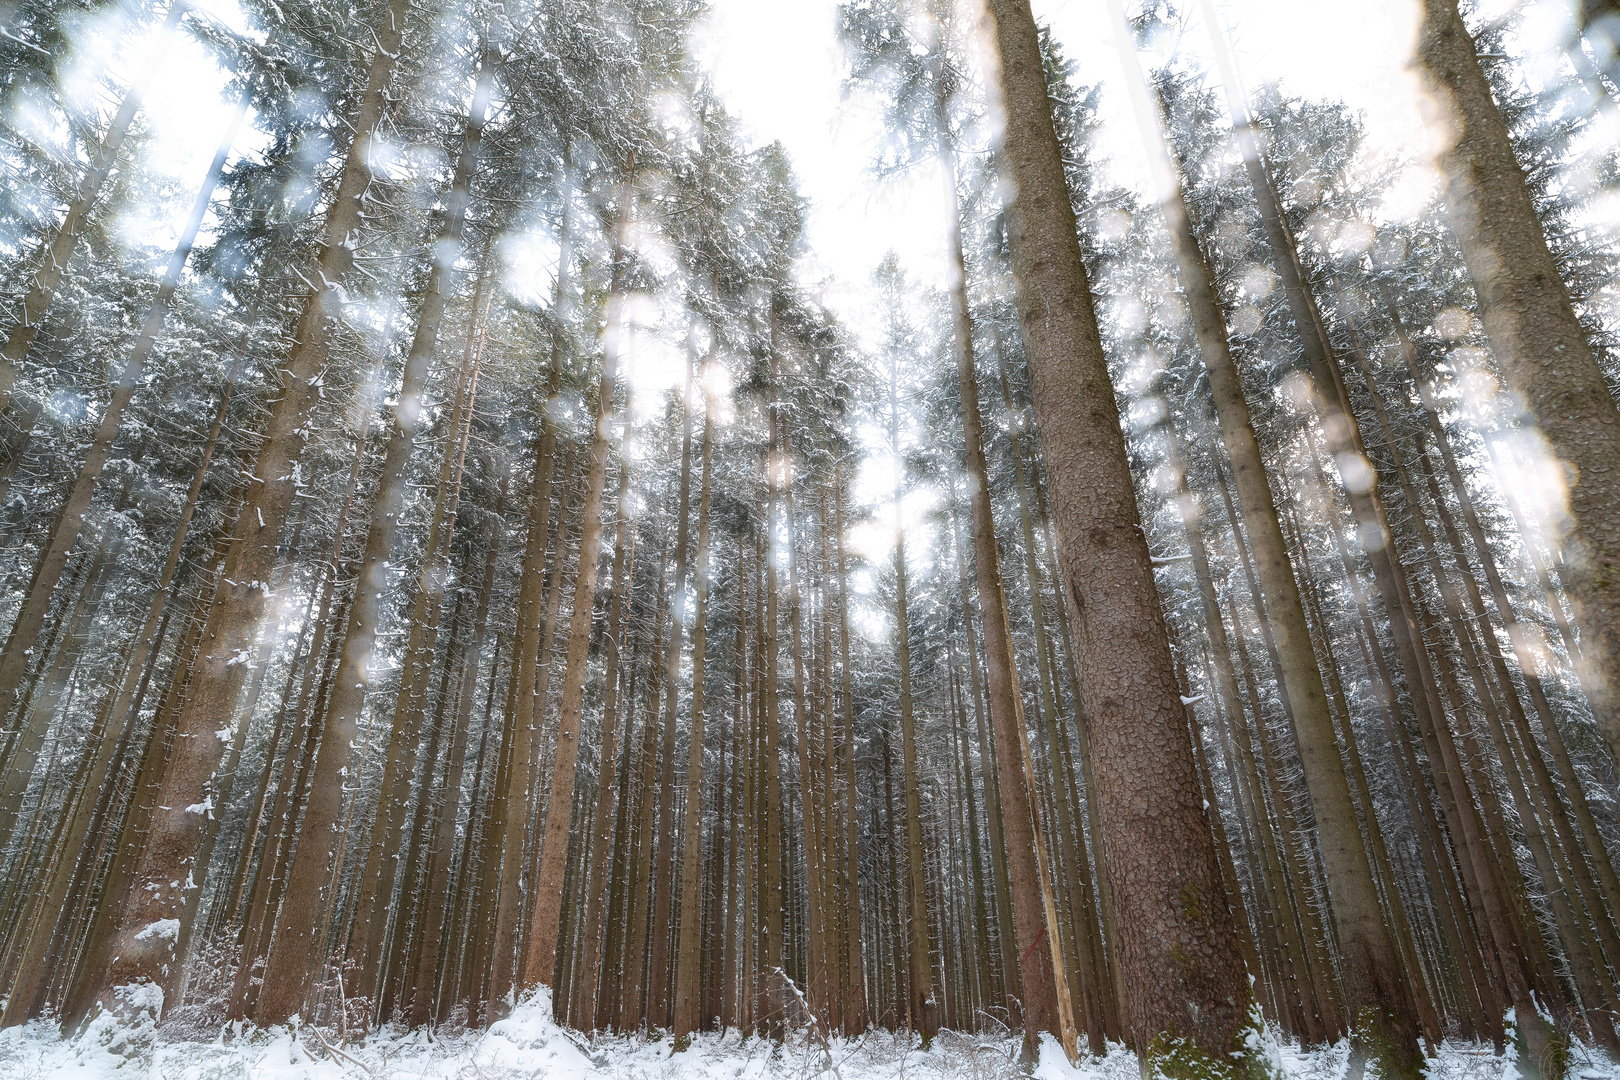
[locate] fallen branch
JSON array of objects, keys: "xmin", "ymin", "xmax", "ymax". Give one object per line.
[{"xmin": 312, "ymin": 1024, "xmax": 372, "ymax": 1074}]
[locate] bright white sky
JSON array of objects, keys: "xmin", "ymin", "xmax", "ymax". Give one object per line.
[
  {"xmin": 689, "ymin": 0, "xmax": 1603, "ymax": 572},
  {"xmin": 694, "ymin": 0, "xmax": 1594, "ymax": 339},
  {"xmin": 75, "ymin": 0, "xmax": 1590, "ymax": 357},
  {"xmin": 691, "ymin": 0, "xmax": 1440, "ymax": 556},
  {"xmin": 41, "ymin": 0, "xmax": 1602, "ymax": 581}
]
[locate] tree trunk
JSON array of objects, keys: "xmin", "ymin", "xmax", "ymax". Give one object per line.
[
  {"xmin": 572, "ymin": 389, "xmax": 637, "ymax": 1032},
  {"xmin": 1386, "ymin": 293, "xmax": 1620, "ymax": 940},
  {"xmin": 830, "ymin": 464, "xmax": 869, "ymax": 1032},
  {"xmin": 407, "ymin": 424, "xmax": 502, "ymax": 1029},
  {"xmin": 937, "ymin": 113, "xmax": 1074, "ymax": 1060},
  {"xmin": 225, "ymin": 357, "xmax": 379, "ymax": 1019},
  {"xmin": 1106, "ymin": 7, "xmax": 1419, "ymax": 1068},
  {"xmin": 1161, "ymin": 420, "xmax": 1276, "ymax": 1016},
  {"xmin": 61, "ymin": 505, "xmax": 234, "ymax": 1028},
  {"xmin": 720, "ymin": 568, "xmax": 745, "ymax": 1032},
  {"xmin": 1307, "ymin": 436, "xmax": 1505, "ymax": 1047},
  {"xmin": 519, "ymin": 207, "xmax": 629, "ymax": 997},
  {"xmin": 673, "ymin": 357, "xmax": 716, "ymax": 1044},
  {"xmin": 945, "ymin": 484, "xmax": 1022, "ymax": 1027},
  {"xmin": 994, "ymin": 335, "xmax": 1105, "ymax": 1051},
  {"xmin": 482, "ymin": 205, "xmax": 574, "ymax": 1010},
  {"xmin": 1349, "ymin": 329, "xmax": 1620, "ymax": 1045},
  {"xmin": 620, "ymin": 544, "xmax": 669, "ymax": 1028},
  {"xmin": 981, "ymin": 0, "xmax": 1260, "ymax": 1065},
  {"xmin": 886, "ymin": 358, "xmax": 935, "ymax": 1043}
]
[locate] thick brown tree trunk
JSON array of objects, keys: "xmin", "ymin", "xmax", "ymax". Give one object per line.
[
  {"xmin": 994, "ymin": 338, "xmax": 1105, "ymax": 1051},
  {"xmin": 62, "ymin": 510, "xmax": 237, "ymax": 1029},
  {"xmin": 0, "ymin": 358, "xmax": 242, "ymax": 1017},
  {"xmin": 981, "ymin": 0, "xmax": 1260, "ymax": 1066},
  {"xmin": 937, "ymin": 117, "xmax": 1074, "ymax": 1059}
]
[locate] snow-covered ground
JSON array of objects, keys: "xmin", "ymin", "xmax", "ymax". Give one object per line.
[{"xmin": 1, "ymin": 992, "xmax": 1614, "ymax": 1080}]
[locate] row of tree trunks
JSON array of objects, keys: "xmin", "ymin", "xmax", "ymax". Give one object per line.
[
  {"xmin": 89, "ymin": 0, "xmax": 414, "ymax": 1019},
  {"xmin": 482, "ymin": 181, "xmax": 576, "ymax": 1009},
  {"xmin": 0, "ymin": 94, "xmax": 245, "ymax": 738},
  {"xmin": 252, "ymin": 54, "xmax": 495, "ymax": 1023},
  {"xmin": 518, "ymin": 166, "xmax": 636, "ymax": 1001},
  {"xmin": 1107, "ymin": 6, "xmax": 1421, "ymax": 1072}
]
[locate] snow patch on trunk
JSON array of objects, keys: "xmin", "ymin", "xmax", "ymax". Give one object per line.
[{"xmin": 134, "ymin": 918, "xmax": 180, "ymax": 942}]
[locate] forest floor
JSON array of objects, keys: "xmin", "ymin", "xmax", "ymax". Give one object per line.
[{"xmin": 1, "ymin": 991, "xmax": 1614, "ymax": 1080}]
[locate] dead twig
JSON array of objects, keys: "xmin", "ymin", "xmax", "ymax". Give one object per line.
[{"xmin": 312, "ymin": 1024, "xmax": 372, "ymax": 1074}]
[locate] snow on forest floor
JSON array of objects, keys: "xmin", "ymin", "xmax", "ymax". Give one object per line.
[{"xmin": 1, "ymin": 992, "xmax": 1616, "ymax": 1080}]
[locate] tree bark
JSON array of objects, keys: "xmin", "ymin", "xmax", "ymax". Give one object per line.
[
  {"xmin": 936, "ymin": 113, "xmax": 1074, "ymax": 1060},
  {"xmin": 1107, "ymin": 8, "xmax": 1419, "ymax": 1068},
  {"xmin": 981, "ymin": 0, "xmax": 1259, "ymax": 1064}
]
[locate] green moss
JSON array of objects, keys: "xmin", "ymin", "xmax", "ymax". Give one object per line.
[
  {"xmin": 1180, "ymin": 884, "xmax": 1205, "ymax": 925},
  {"xmin": 1509, "ymin": 1010, "xmax": 1571, "ymax": 1080},
  {"xmin": 1542, "ymin": 1024, "xmax": 1572, "ymax": 1080},
  {"xmin": 1347, "ymin": 1004, "xmax": 1426, "ymax": 1080},
  {"xmin": 1143, "ymin": 1008, "xmax": 1280, "ymax": 1080}
]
